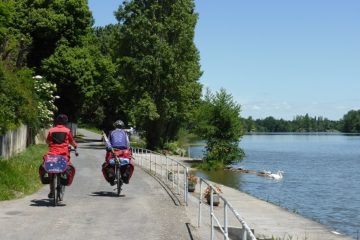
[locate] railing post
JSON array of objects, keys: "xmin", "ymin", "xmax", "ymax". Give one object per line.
[
  {"xmin": 198, "ymin": 179, "xmax": 203, "ymax": 227},
  {"xmin": 137, "ymin": 148, "xmax": 139, "ymax": 166},
  {"xmin": 184, "ymin": 167, "xmax": 188, "ymax": 206},
  {"xmin": 149, "ymin": 150, "xmax": 152, "ymax": 173},
  {"xmin": 155, "ymin": 153, "xmax": 157, "ymax": 176},
  {"xmin": 224, "ymin": 202, "xmax": 228, "ymax": 240},
  {"xmin": 161, "ymin": 154, "xmax": 163, "ymax": 180},
  {"xmin": 166, "ymin": 156, "xmax": 169, "ymax": 183},
  {"xmin": 243, "ymin": 228, "xmax": 247, "ymax": 240},
  {"xmin": 172, "ymin": 161, "xmax": 175, "ymax": 188},
  {"xmin": 177, "ymin": 163, "xmax": 180, "ymax": 194},
  {"xmin": 210, "ymin": 188, "xmax": 214, "ymax": 240}
]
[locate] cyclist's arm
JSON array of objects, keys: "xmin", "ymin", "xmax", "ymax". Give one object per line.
[{"xmin": 67, "ymin": 132, "xmax": 78, "ymax": 148}]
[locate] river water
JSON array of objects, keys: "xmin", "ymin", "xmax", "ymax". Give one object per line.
[{"xmin": 189, "ymin": 134, "xmax": 360, "ymax": 239}]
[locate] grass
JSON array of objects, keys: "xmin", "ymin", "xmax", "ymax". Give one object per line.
[
  {"xmin": 0, "ymin": 144, "xmax": 47, "ymax": 200},
  {"xmin": 191, "ymin": 161, "xmax": 224, "ymax": 171},
  {"xmin": 82, "ymin": 126, "xmax": 102, "ymax": 134}
]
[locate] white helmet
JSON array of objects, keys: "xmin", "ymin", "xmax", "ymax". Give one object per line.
[{"xmin": 113, "ymin": 120, "xmax": 124, "ymax": 128}]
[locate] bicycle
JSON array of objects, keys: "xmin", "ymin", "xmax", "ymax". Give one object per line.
[
  {"xmin": 102, "ymin": 131, "xmax": 132, "ymax": 196},
  {"xmin": 110, "ymin": 149, "xmax": 131, "ymax": 196},
  {"xmin": 43, "ymin": 147, "xmax": 78, "ymax": 206}
]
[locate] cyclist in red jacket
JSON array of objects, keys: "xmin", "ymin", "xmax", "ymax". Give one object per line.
[
  {"xmin": 43, "ymin": 114, "xmax": 78, "ymax": 198},
  {"xmin": 46, "ymin": 114, "xmax": 78, "ymax": 158}
]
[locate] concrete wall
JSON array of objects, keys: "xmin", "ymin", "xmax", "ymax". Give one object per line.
[
  {"xmin": 0, "ymin": 123, "xmax": 77, "ymax": 160},
  {"xmin": 35, "ymin": 128, "xmax": 49, "ymax": 145},
  {"xmin": 0, "ymin": 124, "xmax": 28, "ymax": 159}
]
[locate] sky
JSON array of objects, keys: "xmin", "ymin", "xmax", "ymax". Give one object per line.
[{"xmin": 88, "ymin": 0, "xmax": 360, "ymax": 120}]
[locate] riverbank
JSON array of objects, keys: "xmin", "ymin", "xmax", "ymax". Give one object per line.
[
  {"xmin": 170, "ymin": 156, "xmax": 355, "ymax": 240},
  {"xmin": 185, "ymin": 179, "xmax": 354, "ymax": 240}
]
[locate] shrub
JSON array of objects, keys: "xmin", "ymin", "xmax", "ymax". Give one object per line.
[{"xmin": 0, "ymin": 63, "xmax": 38, "ymax": 134}]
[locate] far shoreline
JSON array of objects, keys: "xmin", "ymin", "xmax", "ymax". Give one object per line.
[{"xmin": 245, "ymin": 131, "xmax": 360, "ymax": 136}]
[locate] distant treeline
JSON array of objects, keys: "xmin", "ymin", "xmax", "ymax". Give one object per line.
[{"xmin": 242, "ymin": 110, "xmax": 360, "ymax": 133}]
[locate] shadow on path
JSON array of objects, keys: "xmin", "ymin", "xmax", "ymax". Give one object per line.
[
  {"xmin": 76, "ymin": 138, "xmax": 103, "ymax": 143},
  {"xmin": 185, "ymin": 223, "xmax": 195, "ymax": 240},
  {"xmin": 79, "ymin": 144, "xmax": 104, "ymax": 150},
  {"xmin": 90, "ymin": 191, "xmax": 125, "ymax": 198},
  {"xmin": 30, "ymin": 199, "xmax": 66, "ymax": 207}
]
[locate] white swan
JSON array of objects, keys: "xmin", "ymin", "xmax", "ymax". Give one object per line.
[{"xmin": 269, "ymin": 170, "xmax": 284, "ymax": 180}]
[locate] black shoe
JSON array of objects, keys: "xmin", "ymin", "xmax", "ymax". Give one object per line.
[
  {"xmin": 107, "ymin": 168, "xmax": 115, "ymax": 179},
  {"xmin": 122, "ymin": 168, "xmax": 130, "ymax": 184},
  {"xmin": 122, "ymin": 173, "xmax": 129, "ymax": 184},
  {"xmin": 48, "ymin": 192, "xmax": 54, "ymax": 198},
  {"xmin": 110, "ymin": 180, "xmax": 115, "ymax": 186},
  {"xmin": 60, "ymin": 174, "xmax": 67, "ymax": 185}
]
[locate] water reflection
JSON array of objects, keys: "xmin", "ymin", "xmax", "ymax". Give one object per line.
[{"xmin": 192, "ymin": 169, "xmax": 244, "ymax": 190}]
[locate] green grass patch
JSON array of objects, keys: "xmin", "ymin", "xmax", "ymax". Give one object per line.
[
  {"xmin": 191, "ymin": 161, "xmax": 224, "ymax": 171},
  {"xmin": 77, "ymin": 123, "xmax": 103, "ymax": 135},
  {"xmin": 0, "ymin": 144, "xmax": 47, "ymax": 201},
  {"xmin": 83, "ymin": 127, "xmax": 102, "ymax": 135}
]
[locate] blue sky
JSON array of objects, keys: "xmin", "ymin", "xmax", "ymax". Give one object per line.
[{"xmin": 88, "ymin": 0, "xmax": 360, "ymax": 120}]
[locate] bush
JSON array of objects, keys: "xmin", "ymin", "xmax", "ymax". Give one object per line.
[
  {"xmin": 0, "ymin": 63, "xmax": 39, "ymax": 134},
  {"xmin": 193, "ymin": 89, "xmax": 245, "ymax": 169}
]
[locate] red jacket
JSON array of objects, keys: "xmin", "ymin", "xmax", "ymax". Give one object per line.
[{"xmin": 46, "ymin": 125, "xmax": 77, "ymax": 158}]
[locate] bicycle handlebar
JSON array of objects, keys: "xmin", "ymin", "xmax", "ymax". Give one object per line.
[{"xmin": 69, "ymin": 146, "xmax": 79, "ymax": 156}]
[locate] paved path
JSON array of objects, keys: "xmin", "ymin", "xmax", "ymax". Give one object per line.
[
  {"xmin": 0, "ymin": 129, "xmax": 198, "ymax": 240},
  {"xmin": 0, "ymin": 129, "xmax": 355, "ymax": 240}
]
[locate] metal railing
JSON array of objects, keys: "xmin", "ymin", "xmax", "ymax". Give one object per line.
[
  {"xmin": 131, "ymin": 147, "xmax": 189, "ymax": 206},
  {"xmin": 198, "ymin": 178, "xmax": 257, "ymax": 240}
]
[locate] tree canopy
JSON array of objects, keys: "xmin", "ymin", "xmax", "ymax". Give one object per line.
[
  {"xmin": 14, "ymin": 0, "xmax": 93, "ymax": 71},
  {"xmin": 243, "ymin": 114, "xmax": 342, "ymax": 133},
  {"xmin": 1, "ymin": 0, "xmax": 359, "ymax": 155},
  {"xmin": 342, "ymin": 110, "xmax": 360, "ymax": 133},
  {"xmin": 114, "ymin": 0, "xmax": 202, "ymax": 149}
]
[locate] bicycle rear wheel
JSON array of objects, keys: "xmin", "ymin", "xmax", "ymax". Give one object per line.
[
  {"xmin": 52, "ymin": 174, "xmax": 58, "ymax": 206},
  {"xmin": 58, "ymin": 176, "xmax": 65, "ymax": 202},
  {"xmin": 116, "ymin": 166, "xmax": 122, "ymax": 196},
  {"xmin": 54, "ymin": 174, "xmax": 65, "ymax": 206}
]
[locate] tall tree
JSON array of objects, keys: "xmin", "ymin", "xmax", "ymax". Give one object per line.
[
  {"xmin": 13, "ymin": 0, "xmax": 93, "ymax": 71},
  {"xmin": 0, "ymin": 0, "xmax": 31, "ymax": 68},
  {"xmin": 115, "ymin": 0, "xmax": 202, "ymax": 149}
]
